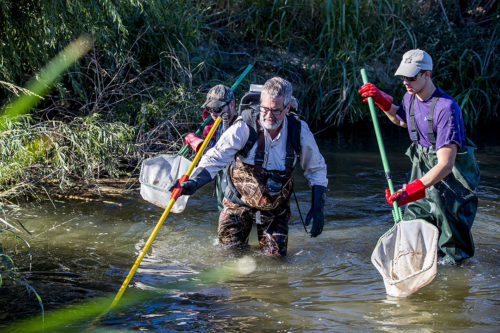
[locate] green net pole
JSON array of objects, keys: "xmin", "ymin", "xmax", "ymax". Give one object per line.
[
  {"xmin": 230, "ymin": 63, "xmax": 253, "ymax": 91},
  {"xmin": 360, "ymin": 69, "xmax": 402, "ymax": 222},
  {"xmin": 178, "ymin": 63, "xmax": 254, "ymax": 157}
]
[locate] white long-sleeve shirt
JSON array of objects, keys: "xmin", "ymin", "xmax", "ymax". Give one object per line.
[{"xmin": 198, "ymin": 116, "xmax": 328, "ymax": 188}]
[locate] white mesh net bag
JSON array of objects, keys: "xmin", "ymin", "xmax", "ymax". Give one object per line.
[
  {"xmin": 139, "ymin": 155, "xmax": 191, "ymax": 213},
  {"xmin": 371, "ymin": 219, "xmax": 439, "ymax": 297}
]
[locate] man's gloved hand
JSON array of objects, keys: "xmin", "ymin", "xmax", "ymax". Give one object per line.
[
  {"xmin": 305, "ymin": 185, "xmax": 326, "ymax": 237},
  {"xmin": 358, "ymin": 82, "xmax": 393, "ymax": 112},
  {"xmin": 169, "ymin": 168, "xmax": 212, "ymax": 196},
  {"xmin": 184, "ymin": 133, "xmax": 204, "ymax": 153},
  {"xmin": 202, "ymin": 109, "xmax": 214, "ymax": 138},
  {"xmin": 385, "ymin": 179, "xmax": 426, "ymax": 207}
]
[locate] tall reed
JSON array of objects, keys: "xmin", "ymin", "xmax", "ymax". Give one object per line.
[{"xmin": 205, "ymin": 0, "xmax": 498, "ymax": 129}]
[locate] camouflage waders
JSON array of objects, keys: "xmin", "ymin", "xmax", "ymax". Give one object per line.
[
  {"xmin": 230, "ymin": 158, "xmax": 294, "ymax": 210},
  {"xmin": 403, "ymin": 140, "xmax": 480, "ymax": 263},
  {"xmin": 218, "ymin": 198, "xmax": 291, "ymax": 256},
  {"xmin": 218, "ymin": 158, "xmax": 294, "ymax": 256}
]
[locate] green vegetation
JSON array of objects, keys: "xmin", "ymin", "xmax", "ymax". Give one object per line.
[
  {"xmin": 0, "ymin": 0, "xmax": 498, "ymax": 200},
  {"xmin": 0, "ymin": 114, "xmax": 135, "ymax": 198},
  {"xmin": 210, "ymin": 0, "xmax": 498, "ymax": 128},
  {"xmin": 0, "ymin": 0, "xmax": 497, "ymax": 325}
]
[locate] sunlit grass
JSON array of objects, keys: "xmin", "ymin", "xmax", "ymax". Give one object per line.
[{"xmin": 205, "ymin": 0, "xmax": 497, "ymax": 128}]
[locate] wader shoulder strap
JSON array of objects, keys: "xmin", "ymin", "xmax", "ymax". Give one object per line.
[
  {"xmin": 427, "ymin": 97, "xmax": 439, "ymax": 146},
  {"xmin": 426, "ymin": 89, "xmax": 444, "ymax": 147},
  {"xmin": 285, "ymin": 113, "xmax": 302, "ymax": 177},
  {"xmin": 239, "ymin": 108, "xmax": 260, "ymax": 157},
  {"xmin": 253, "ymin": 126, "xmax": 265, "ymax": 178},
  {"xmin": 409, "ymin": 95, "xmax": 418, "ymax": 143},
  {"xmin": 410, "ymin": 92, "xmax": 442, "ymax": 147}
]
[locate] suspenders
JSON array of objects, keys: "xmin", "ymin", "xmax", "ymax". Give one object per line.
[
  {"xmin": 409, "ymin": 90, "xmax": 443, "ymax": 147},
  {"xmin": 253, "ymin": 117, "xmax": 296, "ymax": 179}
]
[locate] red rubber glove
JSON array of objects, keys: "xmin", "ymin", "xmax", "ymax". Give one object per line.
[
  {"xmin": 385, "ymin": 179, "xmax": 426, "ymax": 207},
  {"xmin": 202, "ymin": 109, "xmax": 214, "ymax": 138},
  {"xmin": 358, "ymin": 83, "xmax": 393, "ymax": 112},
  {"xmin": 184, "ymin": 133, "xmax": 204, "ymax": 152}
]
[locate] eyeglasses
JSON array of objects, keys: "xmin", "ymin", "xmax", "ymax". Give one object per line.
[
  {"xmin": 400, "ymin": 71, "xmax": 426, "ymax": 82},
  {"xmin": 206, "ymin": 103, "xmax": 228, "ymax": 115},
  {"xmin": 259, "ymin": 105, "xmax": 286, "ymax": 116}
]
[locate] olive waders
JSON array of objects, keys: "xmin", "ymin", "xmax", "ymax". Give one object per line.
[{"xmin": 403, "ymin": 140, "xmax": 480, "ymax": 263}]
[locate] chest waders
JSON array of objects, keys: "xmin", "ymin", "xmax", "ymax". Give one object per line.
[
  {"xmin": 404, "ymin": 93, "xmax": 480, "ymax": 263},
  {"xmin": 221, "ymin": 108, "xmax": 301, "ymax": 210},
  {"xmin": 217, "ymin": 109, "xmax": 301, "ymax": 256},
  {"xmin": 214, "ymin": 112, "xmax": 231, "ymax": 213}
]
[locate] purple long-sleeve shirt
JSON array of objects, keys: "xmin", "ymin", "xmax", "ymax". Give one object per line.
[{"xmin": 396, "ymin": 87, "xmax": 466, "ymax": 150}]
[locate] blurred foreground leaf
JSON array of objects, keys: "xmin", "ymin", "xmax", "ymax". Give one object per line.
[{"xmin": 0, "ymin": 34, "xmax": 92, "ymax": 130}]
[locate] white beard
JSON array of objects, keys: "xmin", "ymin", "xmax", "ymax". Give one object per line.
[{"xmin": 259, "ymin": 113, "xmax": 283, "ymax": 130}]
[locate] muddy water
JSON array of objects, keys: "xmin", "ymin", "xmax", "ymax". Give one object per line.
[{"xmin": 1, "ymin": 129, "xmax": 499, "ymax": 332}]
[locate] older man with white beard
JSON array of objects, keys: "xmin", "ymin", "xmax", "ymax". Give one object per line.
[{"xmin": 171, "ymin": 77, "xmax": 328, "ymax": 256}]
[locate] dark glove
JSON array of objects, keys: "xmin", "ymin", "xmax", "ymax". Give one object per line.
[
  {"xmin": 385, "ymin": 179, "xmax": 425, "ymax": 207},
  {"xmin": 305, "ymin": 185, "xmax": 326, "ymax": 237},
  {"xmin": 169, "ymin": 167, "xmax": 212, "ymax": 196},
  {"xmin": 358, "ymin": 82, "xmax": 393, "ymax": 112}
]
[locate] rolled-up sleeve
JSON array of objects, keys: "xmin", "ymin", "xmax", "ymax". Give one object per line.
[
  {"xmin": 197, "ymin": 120, "xmax": 250, "ymax": 178},
  {"xmin": 299, "ymin": 120, "xmax": 328, "ymax": 187}
]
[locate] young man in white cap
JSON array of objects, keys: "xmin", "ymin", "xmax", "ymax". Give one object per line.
[{"xmin": 358, "ymin": 49, "xmax": 480, "ymax": 264}]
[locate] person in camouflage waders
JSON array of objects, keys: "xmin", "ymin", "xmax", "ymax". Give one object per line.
[
  {"xmin": 358, "ymin": 49, "xmax": 480, "ymax": 264},
  {"xmin": 172, "ymin": 77, "xmax": 328, "ymax": 256},
  {"xmin": 183, "ymin": 84, "xmax": 238, "ymax": 213}
]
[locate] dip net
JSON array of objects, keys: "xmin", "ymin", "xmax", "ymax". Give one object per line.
[{"xmin": 371, "ymin": 219, "xmax": 439, "ymax": 297}]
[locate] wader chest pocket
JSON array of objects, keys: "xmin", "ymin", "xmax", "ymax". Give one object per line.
[{"xmin": 266, "ymin": 174, "xmax": 285, "ymax": 195}]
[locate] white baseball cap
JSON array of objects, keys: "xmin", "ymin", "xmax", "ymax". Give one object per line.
[{"xmin": 394, "ymin": 49, "xmax": 433, "ymax": 77}]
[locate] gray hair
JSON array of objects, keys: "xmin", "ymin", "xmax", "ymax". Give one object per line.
[{"xmin": 261, "ymin": 77, "xmax": 293, "ymax": 107}]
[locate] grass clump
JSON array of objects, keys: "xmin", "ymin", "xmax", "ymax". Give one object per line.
[
  {"xmin": 203, "ymin": 0, "xmax": 498, "ymax": 129},
  {"xmin": 0, "ymin": 114, "xmax": 135, "ymax": 199}
]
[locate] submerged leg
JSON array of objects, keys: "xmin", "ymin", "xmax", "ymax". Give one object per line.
[
  {"xmin": 217, "ymin": 198, "xmax": 253, "ymax": 252},
  {"xmin": 256, "ymin": 204, "xmax": 290, "ymax": 257}
]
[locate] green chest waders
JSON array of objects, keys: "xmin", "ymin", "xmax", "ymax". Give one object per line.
[
  {"xmin": 215, "ymin": 171, "xmax": 224, "ymax": 213},
  {"xmin": 404, "ymin": 95, "xmax": 480, "ymax": 263}
]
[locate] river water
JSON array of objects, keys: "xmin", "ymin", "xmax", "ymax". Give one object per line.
[{"xmin": 1, "ymin": 128, "xmax": 499, "ymax": 332}]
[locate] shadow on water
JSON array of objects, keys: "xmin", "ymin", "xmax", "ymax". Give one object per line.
[{"xmin": 1, "ymin": 126, "xmax": 499, "ymax": 331}]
